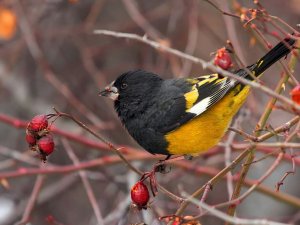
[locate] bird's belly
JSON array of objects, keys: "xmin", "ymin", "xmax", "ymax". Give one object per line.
[{"xmin": 165, "ymin": 86, "xmax": 250, "ymax": 155}]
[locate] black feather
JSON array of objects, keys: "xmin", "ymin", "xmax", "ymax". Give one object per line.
[{"xmin": 236, "ymin": 37, "xmax": 295, "ymax": 80}]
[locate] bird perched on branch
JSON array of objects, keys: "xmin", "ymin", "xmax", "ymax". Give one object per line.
[{"xmin": 99, "ymin": 37, "xmax": 295, "ymax": 159}]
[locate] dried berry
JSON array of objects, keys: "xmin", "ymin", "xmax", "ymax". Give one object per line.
[
  {"xmin": 131, "ymin": 181, "xmax": 150, "ymax": 209},
  {"xmin": 25, "ymin": 133, "xmax": 36, "ymax": 146},
  {"xmin": 38, "ymin": 135, "xmax": 54, "ymax": 156},
  {"xmin": 290, "ymin": 84, "xmax": 300, "ymax": 105},
  {"xmin": 214, "ymin": 48, "xmax": 232, "ymax": 70},
  {"xmin": 28, "ymin": 114, "xmax": 48, "ymax": 132}
]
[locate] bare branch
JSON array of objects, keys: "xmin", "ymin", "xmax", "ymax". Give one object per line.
[
  {"xmin": 94, "ymin": 29, "xmax": 300, "ymax": 113},
  {"xmin": 183, "ymin": 192, "xmax": 290, "ymax": 225}
]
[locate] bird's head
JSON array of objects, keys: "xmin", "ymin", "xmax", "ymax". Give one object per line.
[{"xmin": 99, "ymin": 70, "xmax": 163, "ymax": 101}]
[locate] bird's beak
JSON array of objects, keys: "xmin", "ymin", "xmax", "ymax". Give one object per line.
[{"xmin": 99, "ymin": 83, "xmax": 119, "ymax": 101}]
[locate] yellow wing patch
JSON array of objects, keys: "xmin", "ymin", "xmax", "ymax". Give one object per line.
[
  {"xmin": 186, "ymin": 78, "xmax": 199, "ymax": 85},
  {"xmin": 258, "ymin": 59, "xmax": 264, "ymax": 68},
  {"xmin": 184, "ymin": 74, "xmax": 226, "ymax": 110},
  {"xmin": 184, "ymin": 86, "xmax": 199, "ymax": 110},
  {"xmin": 187, "ymin": 74, "xmax": 219, "ymax": 85}
]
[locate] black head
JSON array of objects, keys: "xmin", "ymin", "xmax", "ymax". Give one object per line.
[{"xmin": 99, "ymin": 70, "xmax": 163, "ymax": 101}]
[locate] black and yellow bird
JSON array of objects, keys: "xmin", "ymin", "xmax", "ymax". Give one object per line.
[{"xmin": 99, "ymin": 37, "xmax": 295, "ymax": 158}]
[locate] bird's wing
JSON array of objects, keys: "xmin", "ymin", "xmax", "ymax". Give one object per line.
[
  {"xmin": 158, "ymin": 74, "xmax": 237, "ymax": 133},
  {"xmin": 186, "ymin": 74, "xmax": 236, "ymax": 115}
]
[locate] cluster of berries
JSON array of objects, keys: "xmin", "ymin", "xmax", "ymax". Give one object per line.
[{"xmin": 25, "ymin": 114, "xmax": 55, "ymax": 161}]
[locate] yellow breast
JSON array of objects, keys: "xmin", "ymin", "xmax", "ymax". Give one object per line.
[{"xmin": 165, "ymin": 86, "xmax": 250, "ymax": 155}]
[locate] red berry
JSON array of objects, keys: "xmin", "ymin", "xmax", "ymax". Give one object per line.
[
  {"xmin": 38, "ymin": 135, "xmax": 54, "ymax": 155},
  {"xmin": 214, "ymin": 48, "xmax": 232, "ymax": 70},
  {"xmin": 131, "ymin": 181, "xmax": 150, "ymax": 209},
  {"xmin": 45, "ymin": 215, "xmax": 55, "ymax": 223},
  {"xmin": 25, "ymin": 133, "xmax": 36, "ymax": 146},
  {"xmin": 290, "ymin": 84, "xmax": 300, "ymax": 105},
  {"xmin": 28, "ymin": 114, "xmax": 48, "ymax": 132}
]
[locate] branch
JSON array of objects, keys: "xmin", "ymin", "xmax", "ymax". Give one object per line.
[
  {"xmin": 15, "ymin": 174, "xmax": 45, "ymax": 225},
  {"xmin": 0, "ymin": 113, "xmax": 140, "ymax": 155},
  {"xmin": 94, "ymin": 29, "xmax": 300, "ymax": 113},
  {"xmin": 183, "ymin": 192, "xmax": 290, "ymax": 225},
  {"xmin": 122, "ymin": 0, "xmax": 163, "ymax": 40},
  {"xmin": 202, "ymin": 0, "xmax": 240, "ymax": 19},
  {"xmin": 227, "ymin": 39, "xmax": 300, "ymax": 219},
  {"xmin": 53, "ymin": 109, "xmax": 142, "ymax": 175},
  {"xmin": 1, "ymin": 151, "xmax": 300, "ymax": 209},
  {"xmin": 62, "ymin": 138, "xmax": 103, "ymax": 224}
]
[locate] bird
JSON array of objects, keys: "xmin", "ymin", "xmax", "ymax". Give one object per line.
[{"xmin": 99, "ymin": 37, "xmax": 295, "ymax": 159}]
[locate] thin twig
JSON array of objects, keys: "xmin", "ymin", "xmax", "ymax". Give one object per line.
[
  {"xmin": 62, "ymin": 138, "xmax": 104, "ymax": 225},
  {"xmin": 16, "ymin": 174, "xmax": 45, "ymax": 225},
  {"xmin": 257, "ymin": 116, "xmax": 300, "ymax": 142},
  {"xmin": 276, "ymin": 121, "xmax": 300, "ymax": 191},
  {"xmin": 180, "ymin": 0, "xmax": 199, "ymax": 76},
  {"xmin": 174, "ymin": 159, "xmax": 300, "ymax": 208},
  {"xmin": 53, "ymin": 109, "xmax": 142, "ymax": 174},
  {"xmin": 175, "ymin": 146, "xmax": 253, "ymax": 216},
  {"xmin": 226, "ymin": 38, "xmax": 300, "ymax": 220},
  {"xmin": 84, "ymin": 0, "xmax": 106, "ymax": 31},
  {"xmin": 219, "ymin": 1, "xmax": 246, "ymax": 64},
  {"xmin": 1, "ymin": 152, "xmax": 300, "ymax": 208},
  {"xmin": 217, "ymin": 152, "xmax": 284, "ymax": 210},
  {"xmin": 234, "ymin": 142, "xmax": 300, "ymax": 149},
  {"xmin": 183, "ymin": 192, "xmax": 290, "ymax": 225},
  {"xmin": 122, "ymin": 0, "xmax": 163, "ymax": 40},
  {"xmin": 269, "ymin": 15, "xmax": 300, "ymax": 36},
  {"xmin": 224, "ymin": 113, "xmax": 247, "ymax": 199},
  {"xmin": 202, "ymin": 0, "xmax": 240, "ymax": 19},
  {"xmin": 276, "ymin": 153, "xmax": 296, "ymax": 192},
  {"xmin": 228, "ymin": 127, "xmax": 258, "ymax": 142}
]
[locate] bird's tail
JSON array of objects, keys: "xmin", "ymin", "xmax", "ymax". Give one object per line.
[{"xmin": 238, "ymin": 37, "xmax": 296, "ymax": 80}]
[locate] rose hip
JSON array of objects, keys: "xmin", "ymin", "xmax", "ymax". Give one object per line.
[
  {"xmin": 28, "ymin": 114, "xmax": 48, "ymax": 132},
  {"xmin": 38, "ymin": 135, "xmax": 54, "ymax": 155},
  {"xmin": 131, "ymin": 181, "xmax": 150, "ymax": 209}
]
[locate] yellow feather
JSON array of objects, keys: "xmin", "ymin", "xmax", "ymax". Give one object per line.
[
  {"xmin": 186, "ymin": 78, "xmax": 199, "ymax": 84},
  {"xmin": 184, "ymin": 74, "xmax": 221, "ymax": 110},
  {"xmin": 258, "ymin": 59, "xmax": 264, "ymax": 67},
  {"xmin": 184, "ymin": 86, "xmax": 199, "ymax": 110},
  {"xmin": 165, "ymin": 86, "xmax": 250, "ymax": 155}
]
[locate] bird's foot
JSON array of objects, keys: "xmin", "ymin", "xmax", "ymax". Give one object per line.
[
  {"xmin": 155, "ymin": 155, "xmax": 172, "ymax": 174},
  {"xmin": 184, "ymin": 154, "xmax": 194, "ymax": 160},
  {"xmin": 139, "ymin": 155, "xmax": 172, "ymax": 196},
  {"xmin": 155, "ymin": 163, "xmax": 171, "ymax": 174}
]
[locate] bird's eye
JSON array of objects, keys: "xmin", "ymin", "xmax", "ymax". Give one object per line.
[{"xmin": 121, "ymin": 83, "xmax": 128, "ymax": 89}]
